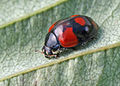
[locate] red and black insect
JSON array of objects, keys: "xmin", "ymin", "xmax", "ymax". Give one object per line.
[{"xmin": 42, "ymin": 15, "xmax": 98, "ymax": 58}]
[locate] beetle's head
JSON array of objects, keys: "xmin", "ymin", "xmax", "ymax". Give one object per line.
[
  {"xmin": 42, "ymin": 32, "xmax": 62, "ymax": 58},
  {"xmin": 42, "ymin": 44, "xmax": 61, "ymax": 58}
]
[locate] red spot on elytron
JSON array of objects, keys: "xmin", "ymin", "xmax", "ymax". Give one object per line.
[
  {"xmin": 70, "ymin": 15, "xmax": 79, "ymax": 18},
  {"xmin": 74, "ymin": 17, "xmax": 86, "ymax": 26},
  {"xmin": 48, "ymin": 22, "xmax": 57, "ymax": 32},
  {"xmin": 58, "ymin": 27, "xmax": 78, "ymax": 47}
]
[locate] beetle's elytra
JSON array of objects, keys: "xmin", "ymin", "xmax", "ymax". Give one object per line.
[{"xmin": 42, "ymin": 15, "xmax": 98, "ymax": 58}]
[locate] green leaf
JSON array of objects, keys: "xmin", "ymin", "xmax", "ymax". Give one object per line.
[
  {"xmin": 0, "ymin": 0, "xmax": 120, "ymax": 85},
  {"xmin": 0, "ymin": 0, "xmax": 61, "ymax": 26}
]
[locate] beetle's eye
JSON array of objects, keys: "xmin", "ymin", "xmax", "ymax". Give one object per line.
[{"xmin": 46, "ymin": 51, "xmax": 52, "ymax": 55}]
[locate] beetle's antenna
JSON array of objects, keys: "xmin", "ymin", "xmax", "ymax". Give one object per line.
[{"xmin": 35, "ymin": 50, "xmax": 43, "ymax": 54}]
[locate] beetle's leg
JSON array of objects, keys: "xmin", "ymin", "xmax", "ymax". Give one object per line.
[{"xmin": 54, "ymin": 54, "xmax": 59, "ymax": 58}]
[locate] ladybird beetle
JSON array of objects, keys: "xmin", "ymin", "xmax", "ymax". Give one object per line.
[{"xmin": 42, "ymin": 15, "xmax": 98, "ymax": 58}]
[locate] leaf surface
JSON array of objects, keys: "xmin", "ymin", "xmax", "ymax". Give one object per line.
[{"xmin": 0, "ymin": 0, "xmax": 120, "ymax": 85}]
